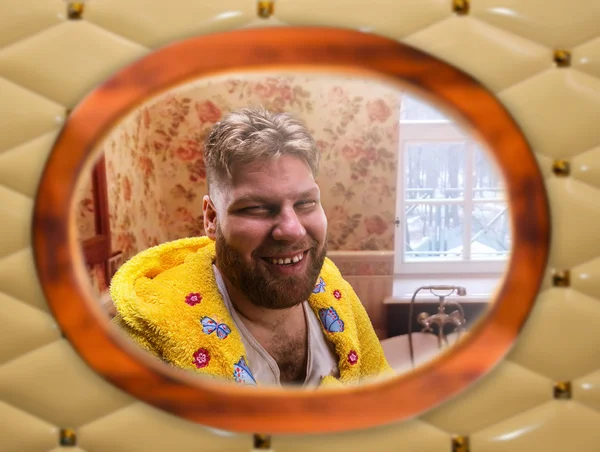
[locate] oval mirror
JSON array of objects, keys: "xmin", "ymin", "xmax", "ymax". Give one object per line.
[{"xmin": 33, "ymin": 27, "xmax": 550, "ymax": 434}]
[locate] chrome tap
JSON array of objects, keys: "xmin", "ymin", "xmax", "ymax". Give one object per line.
[{"xmin": 408, "ymin": 285, "xmax": 467, "ymax": 368}]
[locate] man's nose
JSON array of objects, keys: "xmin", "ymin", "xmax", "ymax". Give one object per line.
[{"xmin": 272, "ymin": 209, "xmax": 306, "ymax": 241}]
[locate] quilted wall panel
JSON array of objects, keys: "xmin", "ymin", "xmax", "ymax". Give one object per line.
[{"xmin": 0, "ymin": 1, "xmax": 599, "ymax": 451}]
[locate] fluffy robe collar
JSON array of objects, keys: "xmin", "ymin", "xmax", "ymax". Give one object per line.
[{"xmin": 110, "ymin": 237, "xmax": 391, "ymax": 388}]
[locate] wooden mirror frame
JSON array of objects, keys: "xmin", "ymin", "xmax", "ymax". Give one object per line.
[{"xmin": 32, "ymin": 27, "xmax": 550, "ymax": 434}]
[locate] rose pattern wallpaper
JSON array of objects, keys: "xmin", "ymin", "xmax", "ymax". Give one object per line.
[
  {"xmin": 75, "ymin": 175, "xmax": 96, "ymax": 241},
  {"xmin": 77, "ymin": 74, "xmax": 402, "ymax": 290}
]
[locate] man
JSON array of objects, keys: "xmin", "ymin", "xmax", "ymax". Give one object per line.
[{"xmin": 110, "ymin": 106, "xmax": 394, "ymax": 388}]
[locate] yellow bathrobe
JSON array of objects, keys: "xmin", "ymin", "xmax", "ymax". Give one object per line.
[{"xmin": 109, "ymin": 237, "xmax": 394, "ymax": 388}]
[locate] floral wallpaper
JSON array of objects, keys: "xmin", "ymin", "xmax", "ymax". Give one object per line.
[
  {"xmin": 102, "ymin": 111, "xmax": 168, "ymax": 262},
  {"xmin": 78, "ymin": 73, "xmax": 402, "ymax": 277},
  {"xmin": 75, "ymin": 175, "xmax": 96, "ymax": 241}
]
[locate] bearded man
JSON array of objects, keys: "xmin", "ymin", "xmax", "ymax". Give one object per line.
[{"xmin": 110, "ymin": 107, "xmax": 394, "ymax": 388}]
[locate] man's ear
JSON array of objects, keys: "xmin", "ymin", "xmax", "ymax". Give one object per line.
[{"xmin": 203, "ymin": 195, "xmax": 218, "ymax": 240}]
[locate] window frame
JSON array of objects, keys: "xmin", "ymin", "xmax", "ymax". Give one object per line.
[{"xmin": 394, "ymin": 118, "xmax": 510, "ymax": 277}]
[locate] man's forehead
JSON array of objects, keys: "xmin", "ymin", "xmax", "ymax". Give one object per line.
[
  {"xmin": 229, "ymin": 156, "xmax": 316, "ymax": 190},
  {"xmin": 215, "ymin": 154, "xmax": 319, "ymax": 205},
  {"xmin": 232, "ymin": 154, "xmax": 312, "ymax": 177}
]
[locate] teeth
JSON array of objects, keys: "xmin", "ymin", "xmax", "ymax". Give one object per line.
[{"xmin": 270, "ymin": 252, "xmax": 304, "ymax": 265}]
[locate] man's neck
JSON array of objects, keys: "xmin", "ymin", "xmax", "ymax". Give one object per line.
[{"xmin": 215, "ymin": 265, "xmax": 310, "ymax": 384}]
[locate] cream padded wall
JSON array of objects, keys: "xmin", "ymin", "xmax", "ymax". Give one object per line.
[{"xmin": 0, "ymin": 1, "xmax": 599, "ymax": 451}]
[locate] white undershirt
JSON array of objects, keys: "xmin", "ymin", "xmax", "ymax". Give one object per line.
[{"xmin": 213, "ymin": 265, "xmax": 340, "ymax": 388}]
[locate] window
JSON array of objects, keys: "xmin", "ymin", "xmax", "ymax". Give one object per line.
[{"xmin": 394, "ymin": 94, "xmax": 511, "ymax": 277}]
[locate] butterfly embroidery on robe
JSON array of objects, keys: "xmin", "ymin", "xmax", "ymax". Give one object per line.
[
  {"xmin": 313, "ymin": 277, "xmax": 326, "ymax": 294},
  {"xmin": 319, "ymin": 306, "xmax": 345, "ymax": 333},
  {"xmin": 200, "ymin": 316, "xmax": 231, "ymax": 339},
  {"xmin": 233, "ymin": 357, "xmax": 257, "ymax": 385}
]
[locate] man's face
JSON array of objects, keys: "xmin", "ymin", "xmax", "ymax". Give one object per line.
[{"xmin": 203, "ymin": 154, "xmax": 328, "ymax": 310}]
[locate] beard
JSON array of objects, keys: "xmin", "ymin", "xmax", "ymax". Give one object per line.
[{"xmin": 214, "ymin": 226, "xmax": 327, "ymax": 310}]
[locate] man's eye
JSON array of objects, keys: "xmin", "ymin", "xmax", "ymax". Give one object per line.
[
  {"xmin": 297, "ymin": 200, "xmax": 317, "ymax": 209},
  {"xmin": 242, "ymin": 206, "xmax": 270, "ymax": 214}
]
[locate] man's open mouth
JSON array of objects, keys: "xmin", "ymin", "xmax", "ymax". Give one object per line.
[{"xmin": 262, "ymin": 250, "xmax": 308, "ymax": 266}]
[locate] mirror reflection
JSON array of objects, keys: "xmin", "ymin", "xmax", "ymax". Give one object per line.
[{"xmin": 74, "ymin": 72, "xmax": 511, "ymax": 389}]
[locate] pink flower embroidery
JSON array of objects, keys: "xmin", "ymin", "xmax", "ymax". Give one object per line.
[
  {"xmin": 348, "ymin": 350, "xmax": 358, "ymax": 365},
  {"xmin": 333, "ymin": 290, "xmax": 342, "ymax": 300},
  {"xmin": 193, "ymin": 348, "xmax": 210, "ymax": 368},
  {"xmin": 185, "ymin": 292, "xmax": 202, "ymax": 306}
]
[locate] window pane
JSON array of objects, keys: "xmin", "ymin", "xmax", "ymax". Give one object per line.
[
  {"xmin": 473, "ymin": 146, "xmax": 506, "ymax": 200},
  {"xmin": 405, "ymin": 203, "xmax": 464, "ymax": 261},
  {"xmin": 470, "ymin": 203, "xmax": 511, "ymax": 259},
  {"xmin": 405, "ymin": 142, "xmax": 467, "ymax": 200},
  {"xmin": 400, "ymin": 94, "xmax": 450, "ymax": 121}
]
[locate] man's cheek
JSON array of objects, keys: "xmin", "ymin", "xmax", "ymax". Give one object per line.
[
  {"xmin": 319, "ymin": 214, "xmax": 329, "ymax": 238},
  {"xmin": 227, "ymin": 232, "xmax": 256, "ymax": 257}
]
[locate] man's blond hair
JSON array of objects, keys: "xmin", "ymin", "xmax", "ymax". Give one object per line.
[{"xmin": 203, "ymin": 106, "xmax": 320, "ymax": 194}]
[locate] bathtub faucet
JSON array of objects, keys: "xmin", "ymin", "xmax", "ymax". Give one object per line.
[{"xmin": 408, "ymin": 285, "xmax": 467, "ymax": 368}]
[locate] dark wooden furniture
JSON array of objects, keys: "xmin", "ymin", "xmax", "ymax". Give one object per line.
[{"xmin": 80, "ymin": 156, "xmax": 112, "ymax": 287}]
